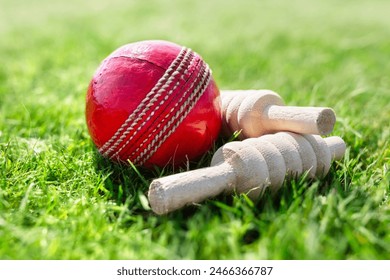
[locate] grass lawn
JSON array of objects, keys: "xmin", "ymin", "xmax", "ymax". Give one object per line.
[{"xmin": 0, "ymin": 0, "xmax": 389, "ymax": 259}]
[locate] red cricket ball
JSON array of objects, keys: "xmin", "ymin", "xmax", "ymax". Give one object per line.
[{"xmin": 86, "ymin": 40, "xmax": 222, "ymax": 168}]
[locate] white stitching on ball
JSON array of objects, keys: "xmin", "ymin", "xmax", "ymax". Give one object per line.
[
  {"xmin": 108, "ymin": 50, "xmax": 195, "ymax": 159},
  {"xmin": 98, "ymin": 47, "xmax": 187, "ymax": 156},
  {"xmin": 136, "ymin": 63, "xmax": 211, "ymax": 165},
  {"xmin": 128, "ymin": 57, "xmax": 205, "ymax": 161}
]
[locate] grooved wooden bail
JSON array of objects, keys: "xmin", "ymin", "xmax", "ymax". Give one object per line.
[
  {"xmin": 221, "ymin": 90, "xmax": 336, "ymax": 139},
  {"xmin": 148, "ymin": 132, "xmax": 346, "ymax": 215}
]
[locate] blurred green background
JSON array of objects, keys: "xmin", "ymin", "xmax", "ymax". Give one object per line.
[{"xmin": 0, "ymin": 0, "xmax": 389, "ymax": 259}]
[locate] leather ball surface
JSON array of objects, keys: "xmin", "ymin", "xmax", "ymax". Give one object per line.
[{"xmin": 86, "ymin": 40, "xmax": 221, "ymax": 167}]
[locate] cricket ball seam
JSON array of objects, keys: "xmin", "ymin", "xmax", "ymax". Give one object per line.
[
  {"xmin": 105, "ymin": 48, "xmax": 192, "ymax": 158},
  {"xmin": 98, "ymin": 47, "xmax": 188, "ymax": 156},
  {"xmin": 108, "ymin": 49, "xmax": 196, "ymax": 160},
  {"xmin": 129, "ymin": 60, "xmax": 208, "ymax": 164},
  {"xmin": 136, "ymin": 63, "xmax": 211, "ymax": 166}
]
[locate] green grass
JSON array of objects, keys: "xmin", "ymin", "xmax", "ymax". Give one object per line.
[{"xmin": 0, "ymin": 0, "xmax": 389, "ymax": 259}]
